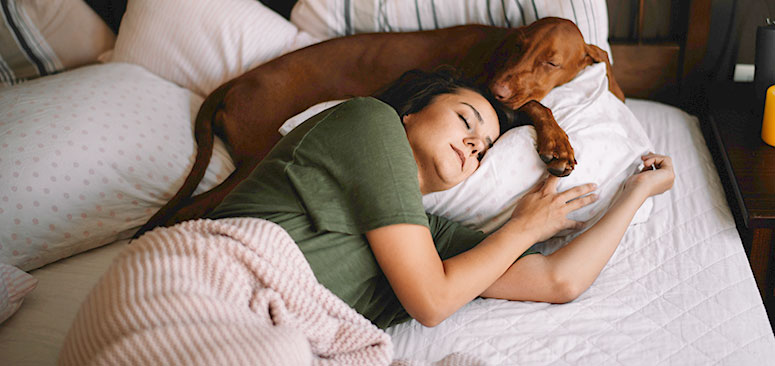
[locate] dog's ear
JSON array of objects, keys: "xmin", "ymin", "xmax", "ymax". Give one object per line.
[
  {"xmin": 583, "ymin": 43, "xmax": 610, "ymax": 65},
  {"xmin": 583, "ymin": 43, "xmax": 625, "ymax": 102}
]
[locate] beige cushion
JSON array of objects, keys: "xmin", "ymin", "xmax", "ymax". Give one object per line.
[{"xmin": 109, "ymin": 0, "xmax": 319, "ymax": 96}]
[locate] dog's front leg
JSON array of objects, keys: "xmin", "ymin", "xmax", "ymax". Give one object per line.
[{"xmin": 517, "ymin": 100, "xmax": 575, "ymax": 177}]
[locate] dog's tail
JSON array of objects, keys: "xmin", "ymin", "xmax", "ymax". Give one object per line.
[{"xmin": 133, "ymin": 85, "xmax": 227, "ymax": 239}]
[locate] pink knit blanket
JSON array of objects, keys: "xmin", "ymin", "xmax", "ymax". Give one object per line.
[{"xmin": 59, "ymin": 218, "xmax": 394, "ymax": 365}]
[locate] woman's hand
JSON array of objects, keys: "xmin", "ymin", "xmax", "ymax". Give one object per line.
[
  {"xmin": 623, "ymin": 153, "xmax": 675, "ymax": 198},
  {"xmin": 507, "ymin": 175, "xmax": 598, "ymax": 243}
]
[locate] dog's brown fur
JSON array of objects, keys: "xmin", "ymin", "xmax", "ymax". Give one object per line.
[{"xmin": 136, "ymin": 17, "xmax": 624, "ymax": 236}]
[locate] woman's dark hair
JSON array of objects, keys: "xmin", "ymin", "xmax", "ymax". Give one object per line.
[{"xmin": 374, "ymin": 66, "xmax": 516, "ymax": 135}]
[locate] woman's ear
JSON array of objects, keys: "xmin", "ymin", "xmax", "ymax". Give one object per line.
[{"xmin": 402, "ymin": 113, "xmax": 414, "ymax": 126}]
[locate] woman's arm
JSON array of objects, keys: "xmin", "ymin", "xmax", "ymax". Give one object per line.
[
  {"xmin": 482, "ymin": 153, "xmax": 675, "ymax": 302},
  {"xmin": 480, "ymin": 183, "xmax": 648, "ymax": 302},
  {"xmin": 366, "ymin": 176, "xmax": 598, "ymax": 327},
  {"xmin": 370, "ymin": 154, "xmax": 674, "ymax": 327}
]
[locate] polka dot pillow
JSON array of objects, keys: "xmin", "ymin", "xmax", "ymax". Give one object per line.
[
  {"xmin": 0, "ymin": 63, "xmax": 234, "ymax": 271},
  {"xmin": 422, "ymin": 63, "xmax": 654, "ymax": 237}
]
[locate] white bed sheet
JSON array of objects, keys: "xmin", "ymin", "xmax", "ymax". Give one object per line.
[
  {"xmin": 0, "ymin": 239, "xmax": 127, "ymax": 365},
  {"xmin": 0, "ymin": 100, "xmax": 773, "ymax": 365},
  {"xmin": 387, "ymin": 99, "xmax": 775, "ymax": 364}
]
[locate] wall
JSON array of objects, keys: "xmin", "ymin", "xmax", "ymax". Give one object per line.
[{"xmin": 699, "ymin": 0, "xmax": 775, "ymax": 80}]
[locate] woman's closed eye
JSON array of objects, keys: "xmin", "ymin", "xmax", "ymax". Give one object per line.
[
  {"xmin": 459, "ymin": 113, "xmax": 487, "ymax": 161},
  {"xmin": 458, "ymin": 113, "xmax": 471, "ymax": 129}
]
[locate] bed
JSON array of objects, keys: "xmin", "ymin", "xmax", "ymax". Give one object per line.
[
  {"xmin": 390, "ymin": 97, "xmax": 775, "ymax": 363},
  {"xmin": 1, "ymin": 0, "xmax": 773, "ymax": 364}
]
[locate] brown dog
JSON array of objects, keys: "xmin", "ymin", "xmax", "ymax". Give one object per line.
[{"xmin": 136, "ymin": 17, "xmax": 624, "ymax": 236}]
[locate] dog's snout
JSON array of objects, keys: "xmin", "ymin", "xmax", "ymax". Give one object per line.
[{"xmin": 491, "ymin": 83, "xmax": 511, "ymax": 101}]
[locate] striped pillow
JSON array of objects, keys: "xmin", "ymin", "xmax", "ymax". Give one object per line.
[
  {"xmin": 0, "ymin": 0, "xmax": 115, "ymax": 87},
  {"xmin": 0, "ymin": 0, "xmax": 61, "ymax": 86},
  {"xmin": 290, "ymin": 0, "xmax": 611, "ymax": 63},
  {"xmin": 0, "ymin": 263, "xmax": 37, "ymax": 324}
]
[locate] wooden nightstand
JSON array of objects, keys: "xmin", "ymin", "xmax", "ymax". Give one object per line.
[{"xmin": 703, "ymin": 82, "xmax": 775, "ymax": 328}]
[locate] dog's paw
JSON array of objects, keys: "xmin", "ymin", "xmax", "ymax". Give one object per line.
[
  {"xmin": 545, "ymin": 158, "xmax": 575, "ymax": 177},
  {"xmin": 537, "ymin": 132, "xmax": 576, "ymax": 177}
]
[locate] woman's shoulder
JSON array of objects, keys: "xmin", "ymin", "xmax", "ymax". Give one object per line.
[
  {"xmin": 333, "ymin": 97, "xmax": 398, "ymax": 121},
  {"xmin": 341, "ymin": 96, "xmax": 393, "ymax": 108},
  {"xmin": 313, "ymin": 97, "xmax": 403, "ymax": 139}
]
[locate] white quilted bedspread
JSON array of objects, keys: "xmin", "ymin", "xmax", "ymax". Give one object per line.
[{"xmin": 386, "ymin": 99, "xmax": 775, "ymax": 365}]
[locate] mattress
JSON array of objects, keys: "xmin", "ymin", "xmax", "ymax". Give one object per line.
[
  {"xmin": 0, "ymin": 239, "xmax": 127, "ymax": 365},
  {"xmin": 0, "ymin": 99, "xmax": 773, "ymax": 365},
  {"xmin": 387, "ymin": 99, "xmax": 775, "ymax": 364}
]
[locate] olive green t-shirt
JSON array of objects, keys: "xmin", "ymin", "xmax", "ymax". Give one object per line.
[{"xmin": 209, "ymin": 97, "xmax": 488, "ymax": 329}]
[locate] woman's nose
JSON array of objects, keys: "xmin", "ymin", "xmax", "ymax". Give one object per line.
[{"xmin": 465, "ymin": 139, "xmax": 484, "ymax": 156}]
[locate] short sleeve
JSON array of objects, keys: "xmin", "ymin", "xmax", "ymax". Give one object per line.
[
  {"xmin": 428, "ymin": 214, "xmax": 487, "ymax": 259},
  {"xmin": 286, "ymin": 97, "xmax": 429, "ymax": 234},
  {"xmin": 428, "ymin": 214, "xmax": 541, "ymax": 261}
]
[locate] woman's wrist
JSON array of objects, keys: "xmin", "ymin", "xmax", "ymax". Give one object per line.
[
  {"xmin": 487, "ymin": 218, "xmax": 537, "ymax": 260},
  {"xmin": 623, "ymin": 174, "xmax": 655, "ymax": 200},
  {"xmin": 618, "ymin": 182, "xmax": 651, "ymax": 209},
  {"xmin": 494, "ymin": 218, "xmax": 542, "ymax": 256}
]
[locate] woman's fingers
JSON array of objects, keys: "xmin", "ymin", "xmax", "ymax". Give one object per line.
[
  {"xmin": 559, "ymin": 182, "xmax": 597, "ymax": 203},
  {"xmin": 565, "ymin": 191, "xmax": 598, "ymax": 211},
  {"xmin": 527, "ymin": 173, "xmax": 550, "ymax": 193},
  {"xmin": 629, "ymin": 153, "xmax": 675, "ymax": 197},
  {"xmin": 565, "ymin": 219, "xmax": 586, "ymax": 231},
  {"xmin": 641, "ymin": 153, "xmax": 673, "ymax": 171},
  {"xmin": 527, "ymin": 174, "xmax": 560, "ymax": 195},
  {"xmin": 541, "ymin": 175, "xmax": 560, "ymax": 193}
]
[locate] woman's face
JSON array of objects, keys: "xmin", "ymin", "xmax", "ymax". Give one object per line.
[{"xmin": 403, "ymin": 88, "xmax": 500, "ymax": 194}]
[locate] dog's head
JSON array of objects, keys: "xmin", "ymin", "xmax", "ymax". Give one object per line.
[{"xmin": 485, "ymin": 17, "xmax": 615, "ymax": 109}]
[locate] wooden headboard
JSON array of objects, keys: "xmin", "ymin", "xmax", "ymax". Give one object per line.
[{"xmin": 609, "ymin": 0, "xmax": 711, "ymax": 105}]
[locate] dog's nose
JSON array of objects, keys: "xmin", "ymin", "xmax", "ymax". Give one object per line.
[{"xmin": 490, "ymin": 83, "xmax": 511, "ymax": 101}]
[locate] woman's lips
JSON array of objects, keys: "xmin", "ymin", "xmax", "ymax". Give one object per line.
[{"xmin": 451, "ymin": 144, "xmax": 465, "ymax": 170}]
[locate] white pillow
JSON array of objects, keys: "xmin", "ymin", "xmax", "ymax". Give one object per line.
[
  {"xmin": 0, "ymin": 63, "xmax": 234, "ymax": 271},
  {"xmin": 279, "ymin": 63, "xmax": 653, "ymax": 238},
  {"xmin": 278, "ymin": 100, "xmax": 347, "ymax": 136},
  {"xmin": 0, "ymin": 263, "xmax": 37, "ymax": 324},
  {"xmin": 290, "ymin": 0, "xmax": 611, "ymax": 63},
  {"xmin": 423, "ymin": 63, "xmax": 653, "ymax": 234},
  {"xmin": 108, "ymin": 0, "xmax": 320, "ymax": 96}
]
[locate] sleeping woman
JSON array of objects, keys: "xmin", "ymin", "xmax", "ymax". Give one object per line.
[{"xmin": 207, "ymin": 67, "xmax": 675, "ymax": 329}]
